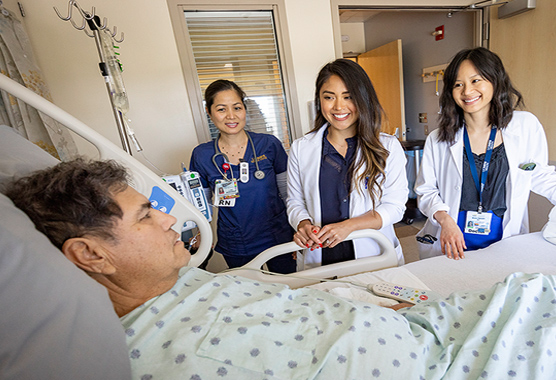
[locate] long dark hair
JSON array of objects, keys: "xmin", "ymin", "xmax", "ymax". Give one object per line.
[
  {"xmin": 438, "ymin": 47, "xmax": 524, "ymax": 143},
  {"xmin": 312, "ymin": 58, "xmax": 388, "ymax": 207},
  {"xmin": 204, "ymin": 79, "xmax": 247, "ymax": 114}
]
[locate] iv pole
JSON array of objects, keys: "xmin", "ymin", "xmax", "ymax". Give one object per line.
[
  {"xmin": 88, "ymin": 16, "xmax": 132, "ymax": 154},
  {"xmin": 54, "ymin": 1, "xmax": 133, "ymax": 154}
]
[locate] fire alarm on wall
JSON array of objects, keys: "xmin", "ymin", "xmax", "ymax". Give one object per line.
[{"xmin": 433, "ymin": 25, "xmax": 444, "ymax": 41}]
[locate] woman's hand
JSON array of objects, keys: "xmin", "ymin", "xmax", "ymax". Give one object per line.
[
  {"xmin": 316, "ymin": 211, "xmax": 382, "ymax": 248},
  {"xmin": 315, "ymin": 220, "xmax": 355, "ymax": 248},
  {"xmin": 293, "ymin": 220, "xmax": 322, "ymax": 250},
  {"xmin": 434, "ymin": 211, "xmax": 466, "ymax": 260}
]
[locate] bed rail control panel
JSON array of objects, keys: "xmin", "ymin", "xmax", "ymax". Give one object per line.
[
  {"xmin": 163, "ymin": 171, "xmax": 212, "ymax": 230},
  {"xmin": 370, "ymin": 282, "xmax": 438, "ymax": 305}
]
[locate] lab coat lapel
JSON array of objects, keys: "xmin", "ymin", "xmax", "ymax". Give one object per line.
[
  {"xmin": 500, "ymin": 126, "xmax": 521, "ymax": 199},
  {"xmin": 449, "ymin": 129, "xmax": 464, "ymax": 179},
  {"xmin": 501, "ymin": 127, "xmax": 520, "ymax": 177}
]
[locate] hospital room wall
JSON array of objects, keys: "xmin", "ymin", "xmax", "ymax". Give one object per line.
[
  {"xmin": 489, "ymin": 2, "xmax": 556, "ymax": 230},
  {"xmin": 1, "ymin": 0, "xmax": 335, "ymax": 175},
  {"xmin": 489, "ymin": 2, "xmax": 556, "ymax": 162},
  {"xmin": 3, "ymin": 2, "xmax": 555, "ymax": 165}
]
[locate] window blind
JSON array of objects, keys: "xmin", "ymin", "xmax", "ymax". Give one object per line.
[{"xmin": 184, "ymin": 10, "xmax": 292, "ymax": 148}]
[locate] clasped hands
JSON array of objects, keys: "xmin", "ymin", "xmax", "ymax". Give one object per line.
[{"xmin": 294, "ymin": 219, "xmax": 352, "ymax": 250}]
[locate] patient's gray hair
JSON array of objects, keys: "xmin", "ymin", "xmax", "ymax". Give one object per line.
[{"xmin": 6, "ymin": 158, "xmax": 130, "ymax": 250}]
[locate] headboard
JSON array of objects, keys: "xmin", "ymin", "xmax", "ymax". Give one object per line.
[{"xmin": 0, "ymin": 126, "xmax": 131, "ymax": 379}]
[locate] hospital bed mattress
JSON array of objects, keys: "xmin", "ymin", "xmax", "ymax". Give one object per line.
[{"xmin": 404, "ymin": 231, "xmax": 556, "ymax": 297}]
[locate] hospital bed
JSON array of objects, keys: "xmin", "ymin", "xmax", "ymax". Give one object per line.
[
  {"xmin": 1, "ymin": 73, "xmax": 556, "ymax": 379},
  {"xmin": 0, "ymin": 74, "xmax": 418, "ymax": 378}
]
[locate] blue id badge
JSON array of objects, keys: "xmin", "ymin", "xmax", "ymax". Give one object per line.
[{"xmin": 464, "ymin": 211, "xmax": 492, "ymax": 235}]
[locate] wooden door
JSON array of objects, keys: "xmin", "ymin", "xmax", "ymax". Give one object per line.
[{"xmin": 357, "ymin": 39, "xmax": 405, "ymax": 140}]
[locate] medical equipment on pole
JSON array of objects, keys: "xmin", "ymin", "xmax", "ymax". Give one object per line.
[{"xmin": 54, "ymin": 0, "xmax": 140, "ymax": 154}]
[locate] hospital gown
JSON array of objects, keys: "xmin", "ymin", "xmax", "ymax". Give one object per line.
[{"xmin": 121, "ymin": 268, "xmax": 556, "ymax": 379}]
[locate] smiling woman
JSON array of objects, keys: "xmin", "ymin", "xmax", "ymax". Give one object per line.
[
  {"xmin": 287, "ymin": 58, "xmax": 408, "ymax": 270},
  {"xmin": 189, "ymin": 80, "xmax": 296, "ymax": 273},
  {"xmin": 415, "ymin": 47, "xmax": 556, "ymax": 261}
]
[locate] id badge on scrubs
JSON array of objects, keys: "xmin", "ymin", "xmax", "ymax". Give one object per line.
[
  {"xmin": 215, "ymin": 179, "xmax": 239, "ymax": 207},
  {"xmin": 464, "ymin": 211, "xmax": 492, "ymax": 235}
]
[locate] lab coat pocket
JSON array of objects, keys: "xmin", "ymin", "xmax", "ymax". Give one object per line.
[
  {"xmin": 512, "ymin": 168, "xmax": 533, "ymax": 200},
  {"xmin": 197, "ymin": 307, "xmax": 321, "ymax": 379}
]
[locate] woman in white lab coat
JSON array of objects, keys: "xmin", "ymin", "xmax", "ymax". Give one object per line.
[
  {"xmin": 287, "ymin": 59, "xmax": 408, "ymax": 269},
  {"xmin": 415, "ymin": 47, "xmax": 556, "ymax": 260}
]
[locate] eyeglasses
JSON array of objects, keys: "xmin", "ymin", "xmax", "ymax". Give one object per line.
[{"xmin": 416, "ymin": 234, "xmax": 437, "ymax": 245}]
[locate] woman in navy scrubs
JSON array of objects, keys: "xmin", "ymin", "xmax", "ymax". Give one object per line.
[{"xmin": 189, "ymin": 80, "xmax": 295, "ymax": 273}]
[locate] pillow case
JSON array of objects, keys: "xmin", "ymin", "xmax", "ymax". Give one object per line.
[{"xmin": 0, "ymin": 125, "xmax": 59, "ymax": 192}]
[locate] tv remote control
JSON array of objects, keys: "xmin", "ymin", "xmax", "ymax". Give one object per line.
[{"xmin": 370, "ymin": 282, "xmax": 436, "ymax": 305}]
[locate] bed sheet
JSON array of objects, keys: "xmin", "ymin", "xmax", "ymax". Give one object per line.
[{"xmin": 405, "ymin": 232, "xmax": 556, "ymax": 297}]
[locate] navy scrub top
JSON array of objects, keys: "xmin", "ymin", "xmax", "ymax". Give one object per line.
[{"xmin": 189, "ymin": 131, "xmax": 293, "ymax": 258}]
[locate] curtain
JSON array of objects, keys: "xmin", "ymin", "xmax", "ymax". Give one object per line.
[{"xmin": 0, "ymin": 8, "xmax": 77, "ymax": 160}]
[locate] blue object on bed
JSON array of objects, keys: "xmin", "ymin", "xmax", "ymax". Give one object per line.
[{"xmin": 0, "ymin": 126, "xmax": 131, "ymax": 379}]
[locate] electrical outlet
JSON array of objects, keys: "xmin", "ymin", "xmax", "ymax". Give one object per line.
[{"xmin": 424, "ymin": 125, "xmax": 429, "ymax": 135}]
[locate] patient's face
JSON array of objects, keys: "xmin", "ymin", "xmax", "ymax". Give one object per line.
[{"xmin": 99, "ymin": 186, "xmax": 191, "ymax": 289}]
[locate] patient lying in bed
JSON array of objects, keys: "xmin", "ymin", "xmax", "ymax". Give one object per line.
[
  {"xmin": 125, "ymin": 268, "xmax": 554, "ymax": 379},
  {"xmin": 7, "ymin": 159, "xmax": 556, "ymax": 380}
]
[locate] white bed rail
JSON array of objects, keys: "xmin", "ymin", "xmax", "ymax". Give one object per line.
[
  {"xmin": 221, "ymin": 229, "xmax": 399, "ymax": 288},
  {"xmin": 0, "ymin": 73, "xmax": 212, "ymax": 267}
]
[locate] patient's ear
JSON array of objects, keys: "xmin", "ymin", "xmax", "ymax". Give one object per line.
[{"xmin": 62, "ymin": 238, "xmax": 116, "ymax": 275}]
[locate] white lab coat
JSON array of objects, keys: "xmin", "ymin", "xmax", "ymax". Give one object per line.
[
  {"xmin": 415, "ymin": 111, "xmax": 556, "ymax": 259},
  {"xmin": 287, "ymin": 125, "xmax": 408, "ymax": 269}
]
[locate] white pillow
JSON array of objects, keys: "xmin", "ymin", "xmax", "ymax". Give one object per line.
[{"xmin": 0, "ymin": 125, "xmax": 59, "ymax": 192}]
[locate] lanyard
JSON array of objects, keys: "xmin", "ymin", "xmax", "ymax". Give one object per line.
[{"xmin": 463, "ymin": 126, "xmax": 497, "ymax": 213}]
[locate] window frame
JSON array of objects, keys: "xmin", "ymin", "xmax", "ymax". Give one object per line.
[{"xmin": 167, "ymin": 0, "xmax": 302, "ymax": 144}]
